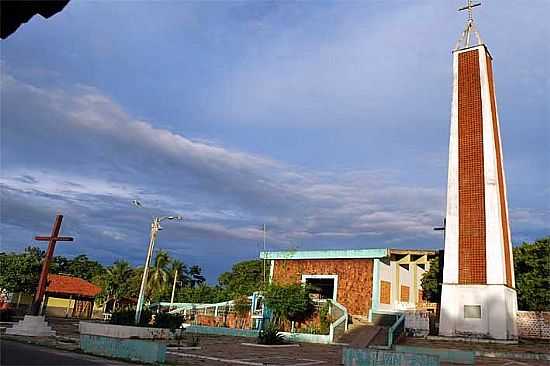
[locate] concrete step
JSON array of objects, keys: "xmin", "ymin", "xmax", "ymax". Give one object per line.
[
  {"xmin": 5, "ymin": 315, "xmax": 57, "ymax": 337},
  {"xmin": 337, "ymin": 324, "xmax": 386, "ymax": 348}
]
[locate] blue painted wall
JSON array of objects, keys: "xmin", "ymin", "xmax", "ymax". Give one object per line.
[
  {"xmin": 185, "ymin": 325, "xmax": 260, "ymax": 337},
  {"xmin": 80, "ymin": 334, "xmax": 166, "ymax": 364},
  {"xmin": 342, "ymin": 347, "xmax": 440, "ymax": 366}
]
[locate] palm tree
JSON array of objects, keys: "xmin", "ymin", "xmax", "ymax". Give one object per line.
[
  {"xmin": 148, "ymin": 250, "xmax": 171, "ymax": 301},
  {"xmin": 187, "ymin": 265, "xmax": 206, "ymax": 288},
  {"xmin": 103, "ymin": 260, "xmax": 133, "ymax": 311},
  {"xmin": 169, "ymin": 259, "xmax": 186, "ymax": 284}
]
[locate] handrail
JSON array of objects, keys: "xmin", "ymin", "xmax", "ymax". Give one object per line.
[
  {"xmin": 168, "ymin": 297, "xmax": 252, "ymax": 314},
  {"xmin": 387, "ymin": 312, "xmax": 405, "ymax": 347},
  {"xmin": 328, "ymin": 300, "xmax": 348, "ymax": 342}
]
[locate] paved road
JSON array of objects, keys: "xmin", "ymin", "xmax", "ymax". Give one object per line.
[{"xmin": 0, "ymin": 340, "xmax": 129, "ymax": 366}]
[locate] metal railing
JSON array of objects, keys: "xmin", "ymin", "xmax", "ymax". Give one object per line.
[
  {"xmin": 387, "ymin": 312, "xmax": 405, "ymax": 347},
  {"xmin": 328, "ymin": 300, "xmax": 348, "ymax": 342}
]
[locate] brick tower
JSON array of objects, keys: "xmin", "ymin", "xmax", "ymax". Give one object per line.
[{"xmin": 439, "ymin": 1, "xmax": 518, "ymax": 340}]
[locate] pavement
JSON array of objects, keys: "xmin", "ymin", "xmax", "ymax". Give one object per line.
[
  {"xmin": 0, "ymin": 339, "xmax": 131, "ymax": 366},
  {"xmin": 3, "ymin": 317, "xmax": 550, "ymax": 365}
]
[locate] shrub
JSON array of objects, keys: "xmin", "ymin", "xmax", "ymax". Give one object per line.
[
  {"xmin": 110, "ymin": 309, "xmax": 152, "ymax": 326},
  {"xmin": 233, "ymin": 294, "xmax": 251, "ymax": 328},
  {"xmin": 155, "ymin": 312, "xmax": 183, "ymax": 329},
  {"xmin": 257, "ymin": 321, "xmax": 285, "ymax": 345},
  {"xmin": 319, "ymin": 301, "xmax": 332, "ymax": 334},
  {"xmin": 263, "ymin": 283, "xmax": 314, "ymax": 325}
]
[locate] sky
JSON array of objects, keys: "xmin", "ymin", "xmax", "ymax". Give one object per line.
[{"xmin": 1, "ymin": 1, "xmax": 548, "ymax": 282}]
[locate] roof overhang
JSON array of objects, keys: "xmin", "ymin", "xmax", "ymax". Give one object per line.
[{"xmin": 260, "ymin": 248, "xmax": 389, "ymax": 260}]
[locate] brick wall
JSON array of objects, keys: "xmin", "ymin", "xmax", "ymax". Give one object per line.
[
  {"xmin": 458, "ymin": 48, "xmax": 487, "ymax": 284},
  {"xmin": 195, "ymin": 313, "xmax": 252, "ymax": 329},
  {"xmin": 272, "ymin": 259, "xmax": 373, "ymax": 316},
  {"xmin": 517, "ymin": 311, "xmax": 550, "ymax": 340}
]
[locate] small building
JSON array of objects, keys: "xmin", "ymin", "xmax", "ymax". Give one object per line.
[
  {"xmin": 44, "ymin": 274, "xmax": 102, "ymax": 319},
  {"xmin": 260, "ymin": 248, "xmax": 438, "ymax": 319}
]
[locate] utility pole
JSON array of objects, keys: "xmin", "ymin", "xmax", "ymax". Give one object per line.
[
  {"xmin": 134, "ymin": 212, "xmax": 183, "ymax": 325},
  {"xmin": 263, "ymin": 224, "xmax": 267, "ymax": 286},
  {"xmin": 135, "ymin": 217, "xmax": 159, "ymax": 325},
  {"xmin": 169, "ymin": 269, "xmax": 178, "ymax": 311}
]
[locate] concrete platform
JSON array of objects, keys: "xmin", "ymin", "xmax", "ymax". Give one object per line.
[{"xmin": 6, "ymin": 315, "xmax": 56, "ymax": 337}]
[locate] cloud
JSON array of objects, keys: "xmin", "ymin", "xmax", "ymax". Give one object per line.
[{"xmin": 0, "ymin": 74, "xmax": 451, "ymax": 264}]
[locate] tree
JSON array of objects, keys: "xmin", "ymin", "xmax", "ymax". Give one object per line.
[
  {"xmin": 0, "ymin": 247, "xmax": 43, "ymax": 294},
  {"xmin": 218, "ymin": 260, "xmax": 263, "ymax": 298},
  {"xmin": 148, "ymin": 251, "xmax": 171, "ymax": 302},
  {"xmin": 420, "ymin": 256, "xmax": 441, "ymax": 303},
  {"xmin": 514, "ymin": 237, "xmax": 550, "ymax": 311},
  {"xmin": 175, "ymin": 284, "xmax": 226, "ymax": 304},
  {"xmin": 262, "ymin": 283, "xmax": 314, "ymax": 325},
  {"xmin": 65, "ymin": 255, "xmax": 103, "ymax": 281},
  {"xmin": 96, "ymin": 260, "xmax": 134, "ymax": 310},
  {"xmin": 186, "ymin": 265, "xmax": 205, "ymax": 288}
]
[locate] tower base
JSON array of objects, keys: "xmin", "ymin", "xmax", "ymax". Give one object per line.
[{"xmin": 439, "ymin": 284, "xmax": 518, "ymax": 340}]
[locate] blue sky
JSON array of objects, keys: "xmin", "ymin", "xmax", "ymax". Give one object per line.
[{"xmin": 1, "ymin": 1, "xmax": 548, "ymax": 282}]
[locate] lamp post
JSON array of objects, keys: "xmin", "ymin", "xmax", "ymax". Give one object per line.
[{"xmin": 134, "ymin": 210, "xmax": 183, "ymax": 325}]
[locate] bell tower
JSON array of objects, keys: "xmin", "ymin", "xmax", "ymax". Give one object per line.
[{"xmin": 439, "ymin": 1, "xmax": 518, "ymax": 340}]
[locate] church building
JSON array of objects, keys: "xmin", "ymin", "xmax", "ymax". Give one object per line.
[{"xmin": 260, "ymin": 248, "xmax": 438, "ymax": 320}]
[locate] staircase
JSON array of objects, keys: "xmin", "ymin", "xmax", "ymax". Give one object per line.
[{"xmin": 336, "ymin": 315, "xmax": 389, "ymax": 347}]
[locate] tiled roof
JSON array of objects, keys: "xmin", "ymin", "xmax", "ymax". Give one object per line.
[{"xmin": 46, "ymin": 274, "xmax": 102, "ymax": 298}]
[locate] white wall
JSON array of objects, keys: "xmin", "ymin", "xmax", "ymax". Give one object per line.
[{"xmin": 439, "ymin": 284, "xmax": 517, "ymax": 340}]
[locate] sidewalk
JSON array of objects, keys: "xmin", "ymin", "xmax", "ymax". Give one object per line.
[{"xmin": 400, "ymin": 336, "xmax": 550, "ymax": 362}]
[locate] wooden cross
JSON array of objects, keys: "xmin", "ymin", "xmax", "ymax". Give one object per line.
[
  {"xmin": 31, "ymin": 214, "xmax": 74, "ymax": 315},
  {"xmin": 458, "ymin": 0, "xmax": 481, "ymax": 22}
]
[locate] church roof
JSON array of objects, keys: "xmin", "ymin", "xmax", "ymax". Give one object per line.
[{"xmin": 46, "ymin": 274, "xmax": 102, "ymax": 298}]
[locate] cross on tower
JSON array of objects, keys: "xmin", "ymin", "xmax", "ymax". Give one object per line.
[
  {"xmin": 458, "ymin": 0, "xmax": 481, "ymax": 23},
  {"xmin": 31, "ymin": 214, "xmax": 74, "ymax": 315},
  {"xmin": 455, "ymin": 0, "xmax": 483, "ymax": 50}
]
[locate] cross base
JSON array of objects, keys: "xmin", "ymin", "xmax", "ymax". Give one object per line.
[{"xmin": 5, "ymin": 315, "xmax": 56, "ymax": 337}]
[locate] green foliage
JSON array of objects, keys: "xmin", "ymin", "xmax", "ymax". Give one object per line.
[
  {"xmin": 318, "ymin": 301, "xmax": 331, "ymax": 334},
  {"xmin": 0, "ymin": 247, "xmax": 105, "ymax": 297},
  {"xmin": 514, "ymin": 237, "xmax": 550, "ymax": 311},
  {"xmin": 218, "ymin": 260, "xmax": 263, "ymax": 298},
  {"xmin": 148, "ymin": 250, "xmax": 171, "ymax": 302},
  {"xmin": 175, "ymin": 284, "xmax": 226, "ymax": 304},
  {"xmin": 0, "ymin": 247, "xmax": 43, "ymax": 293},
  {"xmin": 154, "ymin": 312, "xmax": 184, "ymax": 330},
  {"xmin": 63, "ymin": 255, "xmax": 103, "ymax": 281},
  {"xmin": 187, "ymin": 265, "xmax": 206, "ymax": 288},
  {"xmin": 257, "ymin": 321, "xmax": 285, "ymax": 345},
  {"xmin": 263, "ymin": 283, "xmax": 314, "ymax": 324},
  {"xmin": 97, "ymin": 260, "xmax": 135, "ymax": 306},
  {"xmin": 233, "ymin": 294, "xmax": 251, "ymax": 318},
  {"xmin": 420, "ymin": 256, "xmax": 441, "ymax": 303},
  {"xmin": 110, "ymin": 309, "xmax": 152, "ymax": 326}
]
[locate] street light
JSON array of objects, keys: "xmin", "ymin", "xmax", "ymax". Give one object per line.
[{"xmin": 133, "ymin": 201, "xmax": 183, "ymax": 325}]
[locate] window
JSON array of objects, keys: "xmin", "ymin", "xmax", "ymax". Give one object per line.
[
  {"xmin": 400, "ymin": 285, "xmax": 410, "ymax": 302},
  {"xmin": 380, "ymin": 281, "xmax": 391, "ymax": 304},
  {"xmin": 302, "ymin": 275, "xmax": 337, "ymax": 301}
]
